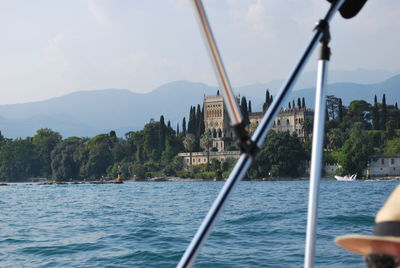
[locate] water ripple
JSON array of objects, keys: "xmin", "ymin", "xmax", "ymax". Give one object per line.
[{"xmin": 0, "ymin": 180, "xmax": 397, "ymax": 267}]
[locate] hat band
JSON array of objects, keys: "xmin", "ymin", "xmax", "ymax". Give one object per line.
[{"xmin": 374, "ymin": 221, "xmax": 400, "ymax": 236}]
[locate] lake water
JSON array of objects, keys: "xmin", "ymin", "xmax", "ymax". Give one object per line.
[{"xmin": 0, "ymin": 180, "xmax": 397, "ymax": 267}]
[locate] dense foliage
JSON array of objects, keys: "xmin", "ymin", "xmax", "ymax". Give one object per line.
[{"xmin": 0, "ymin": 93, "xmax": 399, "ymax": 181}]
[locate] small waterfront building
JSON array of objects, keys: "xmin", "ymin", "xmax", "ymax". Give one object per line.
[
  {"xmin": 367, "ymin": 155, "xmax": 400, "ymax": 177},
  {"xmin": 178, "ymin": 151, "xmax": 240, "ymax": 169}
]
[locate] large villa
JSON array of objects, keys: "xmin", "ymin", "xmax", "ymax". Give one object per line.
[{"xmin": 178, "ymin": 94, "xmax": 314, "ymax": 168}]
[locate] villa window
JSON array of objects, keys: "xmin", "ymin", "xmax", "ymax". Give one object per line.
[
  {"xmin": 391, "ymin": 159, "xmax": 395, "ymax": 164},
  {"xmin": 381, "ymin": 159, "xmax": 385, "ymax": 165}
]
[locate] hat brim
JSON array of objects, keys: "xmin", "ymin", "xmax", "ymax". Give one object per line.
[{"xmin": 335, "ymin": 234, "xmax": 400, "ymax": 255}]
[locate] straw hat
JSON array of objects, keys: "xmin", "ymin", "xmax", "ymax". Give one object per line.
[{"xmin": 335, "ymin": 185, "xmax": 400, "ymax": 256}]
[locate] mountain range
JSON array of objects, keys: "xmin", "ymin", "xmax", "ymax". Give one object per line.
[{"xmin": 0, "ymin": 69, "xmax": 399, "ymax": 138}]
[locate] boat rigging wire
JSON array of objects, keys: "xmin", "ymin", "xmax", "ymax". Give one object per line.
[{"xmin": 177, "ymin": 0, "xmax": 368, "ymax": 267}]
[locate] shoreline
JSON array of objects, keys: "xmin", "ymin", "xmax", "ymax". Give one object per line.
[{"xmin": 1, "ymin": 176, "xmax": 400, "ymax": 186}]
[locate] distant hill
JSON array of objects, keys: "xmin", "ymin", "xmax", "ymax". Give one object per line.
[{"xmin": 0, "ymin": 72, "xmax": 399, "ymax": 139}]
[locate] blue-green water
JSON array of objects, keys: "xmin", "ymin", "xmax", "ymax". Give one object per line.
[{"xmin": 0, "ymin": 180, "xmax": 397, "ymax": 267}]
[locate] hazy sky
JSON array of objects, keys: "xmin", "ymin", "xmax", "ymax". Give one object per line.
[{"xmin": 0, "ymin": 0, "xmax": 399, "ymax": 104}]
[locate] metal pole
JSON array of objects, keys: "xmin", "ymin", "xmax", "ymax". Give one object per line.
[
  {"xmin": 178, "ymin": 1, "xmax": 344, "ymax": 267},
  {"xmin": 304, "ymin": 59, "xmax": 329, "ymax": 268},
  {"xmin": 192, "ymin": 0, "xmax": 243, "ymax": 126}
]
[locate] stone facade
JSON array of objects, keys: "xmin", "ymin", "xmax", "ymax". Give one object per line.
[
  {"xmin": 178, "ymin": 151, "xmax": 240, "ymax": 169},
  {"xmin": 181, "ymin": 95, "xmax": 314, "ymax": 168},
  {"xmin": 367, "ymin": 155, "xmax": 400, "ymax": 177},
  {"xmin": 249, "ymin": 108, "xmax": 314, "ymax": 141},
  {"xmin": 204, "ymin": 95, "xmax": 235, "ymax": 152}
]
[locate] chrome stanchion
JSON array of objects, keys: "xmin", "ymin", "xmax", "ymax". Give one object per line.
[{"xmin": 304, "ymin": 20, "xmax": 331, "ymax": 268}]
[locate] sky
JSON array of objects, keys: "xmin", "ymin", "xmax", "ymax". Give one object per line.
[{"xmin": 0, "ymin": 0, "xmax": 399, "ymax": 105}]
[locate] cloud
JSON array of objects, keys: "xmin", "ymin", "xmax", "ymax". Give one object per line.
[
  {"xmin": 246, "ymin": 0, "xmax": 265, "ymax": 24},
  {"xmin": 87, "ymin": 0, "xmax": 110, "ymax": 26},
  {"xmin": 43, "ymin": 33, "xmax": 70, "ymax": 70},
  {"xmin": 46, "ymin": 33, "xmax": 65, "ymax": 56}
]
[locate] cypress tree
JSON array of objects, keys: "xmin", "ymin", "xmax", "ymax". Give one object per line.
[
  {"xmin": 292, "ymin": 100, "xmax": 295, "ymax": 109},
  {"xmin": 159, "ymin": 115, "xmax": 166, "ymax": 152},
  {"xmin": 240, "ymin": 96, "xmax": 249, "ymax": 126},
  {"xmin": 297, "ymin": 98, "xmax": 301, "ymax": 109},
  {"xmin": 167, "ymin": 120, "xmax": 171, "ymax": 128},
  {"xmin": 188, "ymin": 106, "xmax": 196, "ymax": 134},
  {"xmin": 177, "ymin": 123, "xmax": 180, "ymax": 135},
  {"xmin": 302, "ymin": 97, "xmax": 306, "ymax": 108},
  {"xmin": 248, "ymin": 100, "xmax": 252, "ymax": 113},
  {"xmin": 382, "ymin": 94, "xmax": 387, "ymax": 130},
  {"xmin": 338, "ymin": 98, "xmax": 343, "ymax": 123},
  {"xmin": 182, "ymin": 117, "xmax": 186, "ymax": 135},
  {"xmin": 373, "ymin": 95, "xmax": 380, "ymax": 130},
  {"xmin": 198, "ymin": 105, "xmax": 205, "ymax": 137},
  {"xmin": 263, "ymin": 89, "xmax": 271, "ymax": 112},
  {"xmin": 195, "ymin": 104, "xmax": 201, "ymax": 137},
  {"xmin": 289, "ymin": 102, "xmax": 291, "ymax": 109},
  {"xmin": 195, "ymin": 104, "xmax": 201, "ymax": 136}
]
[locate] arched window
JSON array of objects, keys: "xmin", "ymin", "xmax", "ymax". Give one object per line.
[{"xmin": 218, "ymin": 129, "xmax": 222, "ymax": 138}]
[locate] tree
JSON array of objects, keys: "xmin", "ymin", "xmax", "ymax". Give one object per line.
[
  {"xmin": 130, "ymin": 163, "xmax": 146, "ymax": 179},
  {"xmin": 80, "ymin": 134, "xmax": 114, "ymax": 180},
  {"xmin": 301, "ymin": 117, "xmax": 313, "ymax": 142},
  {"xmin": 159, "ymin": 115, "xmax": 166, "ymax": 152},
  {"xmin": 240, "ymin": 96, "xmax": 249, "ymax": 126},
  {"xmin": 386, "ymin": 120, "xmax": 397, "ymax": 139},
  {"xmin": 176, "ymin": 123, "xmax": 180, "ymax": 135},
  {"xmin": 248, "ymin": 100, "xmax": 252, "ymax": 113},
  {"xmin": 182, "ymin": 117, "xmax": 186, "ymax": 135},
  {"xmin": 197, "ymin": 104, "xmax": 205, "ymax": 138},
  {"xmin": 0, "ymin": 138, "xmax": 40, "ymax": 181},
  {"xmin": 183, "ymin": 134, "xmax": 195, "ymax": 166},
  {"xmin": 200, "ymin": 133, "xmax": 213, "ymax": 164},
  {"xmin": 338, "ymin": 98, "xmax": 344, "ymax": 123},
  {"xmin": 302, "ymin": 97, "xmax": 306, "ymax": 109},
  {"xmin": 297, "ymin": 98, "xmax": 301, "ymax": 109},
  {"xmin": 32, "ymin": 128, "xmax": 62, "ymax": 178},
  {"xmin": 251, "ymin": 131, "xmax": 306, "ymax": 178},
  {"xmin": 347, "ymin": 100, "xmax": 371, "ymax": 124},
  {"xmin": 326, "ymin": 128, "xmax": 345, "ymax": 150},
  {"xmin": 337, "ymin": 124, "xmax": 373, "ymax": 176},
  {"xmin": 0, "ymin": 131, "xmax": 4, "ymax": 145},
  {"xmin": 384, "ymin": 138, "xmax": 400, "ymax": 156},
  {"xmin": 263, "ymin": 89, "xmax": 271, "ymax": 112},
  {"xmin": 51, "ymin": 137, "xmax": 84, "ymax": 181},
  {"xmin": 382, "ymin": 94, "xmax": 387, "ymax": 130},
  {"xmin": 372, "ymin": 95, "xmax": 381, "ymax": 130},
  {"xmin": 187, "ymin": 106, "xmax": 195, "ymax": 134},
  {"xmin": 326, "ymin": 95, "xmax": 340, "ymax": 120}
]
